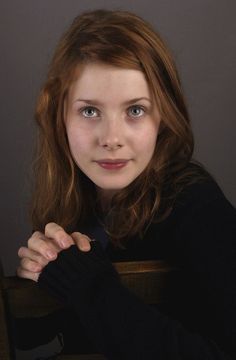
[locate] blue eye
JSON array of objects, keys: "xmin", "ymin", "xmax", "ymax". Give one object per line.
[
  {"xmin": 81, "ymin": 106, "xmax": 99, "ymax": 117},
  {"xmin": 128, "ymin": 105, "xmax": 145, "ymax": 117}
]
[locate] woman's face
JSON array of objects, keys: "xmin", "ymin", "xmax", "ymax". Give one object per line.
[{"xmin": 65, "ymin": 63, "xmax": 161, "ymax": 199}]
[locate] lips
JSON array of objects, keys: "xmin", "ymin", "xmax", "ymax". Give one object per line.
[
  {"xmin": 96, "ymin": 159, "xmax": 129, "ymax": 164},
  {"xmin": 95, "ymin": 159, "xmax": 129, "ymax": 170}
]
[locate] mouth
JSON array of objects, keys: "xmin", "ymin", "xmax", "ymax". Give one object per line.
[{"xmin": 95, "ymin": 159, "xmax": 130, "ymax": 170}]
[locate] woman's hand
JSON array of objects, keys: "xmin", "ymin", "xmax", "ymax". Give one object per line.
[{"xmin": 17, "ymin": 222, "xmax": 92, "ymax": 282}]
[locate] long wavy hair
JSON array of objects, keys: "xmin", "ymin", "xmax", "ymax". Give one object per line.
[{"xmin": 30, "ymin": 9, "xmax": 210, "ymax": 246}]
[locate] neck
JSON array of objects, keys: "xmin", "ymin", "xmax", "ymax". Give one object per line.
[{"xmin": 96, "ymin": 188, "xmax": 118, "ymax": 213}]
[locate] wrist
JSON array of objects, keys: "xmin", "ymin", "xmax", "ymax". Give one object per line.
[{"xmin": 38, "ymin": 242, "xmax": 120, "ymax": 307}]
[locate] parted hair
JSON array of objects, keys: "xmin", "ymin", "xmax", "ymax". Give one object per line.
[{"xmin": 30, "ymin": 9, "xmax": 210, "ymax": 246}]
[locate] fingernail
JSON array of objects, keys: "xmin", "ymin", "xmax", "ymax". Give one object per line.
[
  {"xmin": 81, "ymin": 244, "xmax": 91, "ymax": 252},
  {"xmin": 46, "ymin": 250, "xmax": 56, "ymax": 259}
]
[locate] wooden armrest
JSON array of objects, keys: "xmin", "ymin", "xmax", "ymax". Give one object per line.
[{"xmin": 1, "ymin": 260, "xmax": 176, "ymax": 317}]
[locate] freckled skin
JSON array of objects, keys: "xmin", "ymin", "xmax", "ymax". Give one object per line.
[{"xmin": 65, "ymin": 63, "xmax": 161, "ymax": 203}]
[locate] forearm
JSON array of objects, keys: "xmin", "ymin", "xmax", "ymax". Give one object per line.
[
  {"xmin": 75, "ymin": 279, "xmax": 232, "ymax": 360},
  {"xmin": 38, "ymin": 244, "xmax": 234, "ymax": 360}
]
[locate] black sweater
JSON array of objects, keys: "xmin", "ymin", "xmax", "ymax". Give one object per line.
[{"xmin": 35, "ymin": 178, "xmax": 236, "ymax": 359}]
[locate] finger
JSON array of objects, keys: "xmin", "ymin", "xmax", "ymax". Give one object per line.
[
  {"xmin": 20, "ymin": 257, "xmax": 43, "ymax": 273},
  {"xmin": 45, "ymin": 222, "xmax": 74, "ymax": 249},
  {"xmin": 16, "ymin": 266, "xmax": 40, "ymax": 282},
  {"xmin": 28, "ymin": 235, "xmax": 58, "ymax": 261},
  {"xmin": 18, "ymin": 246, "xmax": 49, "ymax": 268},
  {"xmin": 31, "ymin": 231, "xmax": 62, "ymax": 254},
  {"xmin": 71, "ymin": 232, "xmax": 91, "ymax": 252}
]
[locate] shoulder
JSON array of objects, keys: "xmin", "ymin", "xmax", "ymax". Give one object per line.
[
  {"xmin": 173, "ymin": 179, "xmax": 224, "ymax": 214},
  {"xmin": 169, "ymin": 162, "xmax": 231, "ymax": 217},
  {"xmin": 159, "ymin": 164, "xmax": 236, "ymax": 265},
  {"xmin": 148, "ymin": 162, "xmax": 236, "ymax": 256},
  {"xmin": 168, "ymin": 177, "xmax": 236, "ymax": 245}
]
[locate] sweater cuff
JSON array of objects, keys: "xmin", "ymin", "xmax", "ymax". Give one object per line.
[{"xmin": 38, "ymin": 241, "xmax": 121, "ymax": 307}]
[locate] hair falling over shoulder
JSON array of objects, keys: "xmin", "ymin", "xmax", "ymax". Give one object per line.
[{"xmin": 30, "ymin": 9, "xmax": 211, "ymax": 246}]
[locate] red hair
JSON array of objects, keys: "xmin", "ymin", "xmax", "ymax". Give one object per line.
[{"xmin": 30, "ymin": 9, "xmax": 210, "ymax": 246}]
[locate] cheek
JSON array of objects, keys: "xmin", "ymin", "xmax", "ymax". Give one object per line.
[
  {"xmin": 66, "ymin": 125, "xmax": 90, "ymax": 159},
  {"xmin": 135, "ymin": 124, "xmax": 159, "ymax": 153}
]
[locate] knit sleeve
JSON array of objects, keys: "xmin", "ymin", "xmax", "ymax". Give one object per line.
[{"xmin": 38, "ymin": 229, "xmax": 235, "ymax": 360}]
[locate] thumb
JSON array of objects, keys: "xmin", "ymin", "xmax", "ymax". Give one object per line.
[{"xmin": 70, "ymin": 232, "xmax": 91, "ymax": 252}]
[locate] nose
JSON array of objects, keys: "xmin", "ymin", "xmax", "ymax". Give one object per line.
[{"xmin": 98, "ymin": 117, "xmax": 123, "ymax": 150}]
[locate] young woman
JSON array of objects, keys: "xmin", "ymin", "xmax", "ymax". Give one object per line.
[{"xmin": 17, "ymin": 9, "xmax": 236, "ymax": 359}]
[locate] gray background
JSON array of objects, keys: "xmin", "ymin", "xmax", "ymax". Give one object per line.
[{"xmin": 0, "ymin": 0, "xmax": 235, "ymax": 275}]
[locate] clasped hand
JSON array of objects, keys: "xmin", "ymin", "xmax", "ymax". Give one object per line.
[{"xmin": 17, "ymin": 222, "xmax": 92, "ymax": 282}]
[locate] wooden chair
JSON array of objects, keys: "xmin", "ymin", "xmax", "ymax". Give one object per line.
[{"xmin": 0, "ymin": 260, "xmax": 177, "ymax": 359}]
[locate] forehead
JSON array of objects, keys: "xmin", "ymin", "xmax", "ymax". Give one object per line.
[{"xmin": 68, "ymin": 63, "xmax": 152, "ymax": 102}]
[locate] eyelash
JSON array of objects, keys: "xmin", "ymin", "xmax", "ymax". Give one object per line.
[
  {"xmin": 79, "ymin": 105, "xmax": 146, "ymax": 118},
  {"xmin": 80, "ymin": 107, "xmax": 98, "ymax": 118},
  {"xmin": 128, "ymin": 106, "xmax": 146, "ymax": 117}
]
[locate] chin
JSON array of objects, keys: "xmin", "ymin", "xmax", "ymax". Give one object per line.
[{"xmin": 95, "ymin": 180, "xmax": 132, "ymax": 191}]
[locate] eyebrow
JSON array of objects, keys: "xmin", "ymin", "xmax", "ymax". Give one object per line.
[{"xmin": 74, "ymin": 97, "xmax": 152, "ymax": 105}]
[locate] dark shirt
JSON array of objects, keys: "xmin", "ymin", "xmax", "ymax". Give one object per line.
[{"xmin": 14, "ymin": 177, "xmax": 236, "ymax": 359}]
